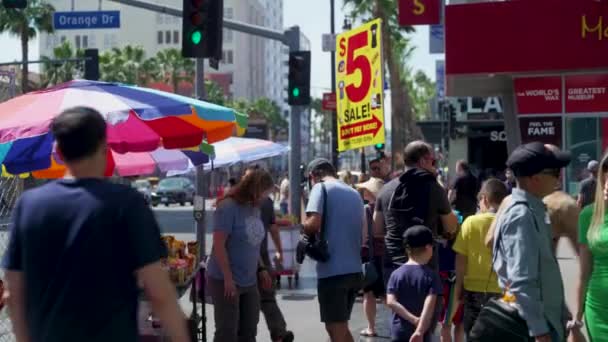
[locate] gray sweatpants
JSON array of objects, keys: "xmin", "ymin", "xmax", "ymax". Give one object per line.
[{"xmin": 208, "ymin": 277, "xmax": 260, "ymax": 342}]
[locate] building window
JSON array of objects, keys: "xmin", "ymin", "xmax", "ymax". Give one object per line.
[
  {"xmin": 226, "ymin": 50, "xmax": 233, "ymax": 64},
  {"xmin": 158, "ymin": 31, "xmax": 163, "ymax": 44},
  {"xmin": 75, "ymin": 35, "xmax": 81, "ymax": 49},
  {"xmin": 165, "ymin": 31, "xmax": 171, "ymax": 45},
  {"xmin": 223, "ymin": 29, "xmax": 233, "ymax": 43},
  {"xmin": 82, "ymin": 35, "xmax": 88, "ymax": 48},
  {"xmin": 156, "ymin": 13, "xmax": 163, "ymax": 25},
  {"xmin": 173, "ymin": 30, "xmax": 179, "ymax": 44},
  {"xmin": 60, "ymin": 35, "xmax": 66, "ymax": 43},
  {"xmin": 224, "ymin": 7, "xmax": 233, "ymax": 19},
  {"xmin": 89, "ymin": 34, "xmax": 96, "ymax": 48}
]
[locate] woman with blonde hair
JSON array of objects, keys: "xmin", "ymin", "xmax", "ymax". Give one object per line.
[{"xmin": 576, "ymin": 154, "xmax": 608, "ymax": 340}]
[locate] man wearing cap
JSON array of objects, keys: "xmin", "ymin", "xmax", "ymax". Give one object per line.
[
  {"xmin": 492, "ymin": 142, "xmax": 570, "ymax": 342},
  {"xmin": 577, "ymin": 160, "xmax": 599, "ymax": 208},
  {"xmin": 301, "ymin": 158, "xmax": 364, "ymax": 342},
  {"xmin": 369, "ymin": 152, "xmax": 392, "ymax": 182}
]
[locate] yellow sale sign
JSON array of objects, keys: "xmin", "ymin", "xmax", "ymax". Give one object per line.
[{"xmin": 335, "ymin": 18, "xmax": 385, "ymax": 152}]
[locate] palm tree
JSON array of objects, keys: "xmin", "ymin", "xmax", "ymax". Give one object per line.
[
  {"xmin": 250, "ymin": 98, "xmax": 286, "ymax": 140},
  {"xmin": 41, "ymin": 41, "xmax": 83, "ymax": 87},
  {"xmin": 0, "ymin": 0, "xmax": 55, "ymax": 93},
  {"xmin": 155, "ymin": 48, "xmax": 195, "ymax": 93},
  {"xmin": 205, "ymin": 80, "xmax": 226, "ymax": 105},
  {"xmin": 99, "ymin": 45, "xmax": 160, "ymax": 86},
  {"xmin": 343, "ymin": 0, "xmax": 423, "ymax": 166}
]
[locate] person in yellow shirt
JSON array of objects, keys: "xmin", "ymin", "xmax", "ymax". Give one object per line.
[{"xmin": 452, "ymin": 178, "xmax": 508, "ymax": 339}]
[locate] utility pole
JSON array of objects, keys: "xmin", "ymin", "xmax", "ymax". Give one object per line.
[{"xmin": 330, "ymin": 0, "xmax": 338, "ymax": 168}]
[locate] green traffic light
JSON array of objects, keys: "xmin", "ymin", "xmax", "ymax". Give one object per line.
[
  {"xmin": 191, "ymin": 30, "xmax": 202, "ymax": 45},
  {"xmin": 292, "ymin": 87, "xmax": 300, "ymax": 97},
  {"xmin": 375, "ymin": 143, "xmax": 384, "ymax": 149}
]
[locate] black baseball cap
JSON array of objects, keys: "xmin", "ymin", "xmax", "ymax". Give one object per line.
[
  {"xmin": 403, "ymin": 225, "xmax": 434, "ymax": 249},
  {"xmin": 306, "ymin": 158, "xmax": 335, "ymax": 175},
  {"xmin": 506, "ymin": 142, "xmax": 571, "ymax": 177}
]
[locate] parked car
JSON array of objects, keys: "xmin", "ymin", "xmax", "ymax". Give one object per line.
[
  {"xmin": 132, "ymin": 179, "xmax": 152, "ymax": 205},
  {"xmin": 153, "ymin": 177, "xmax": 195, "ymax": 206}
]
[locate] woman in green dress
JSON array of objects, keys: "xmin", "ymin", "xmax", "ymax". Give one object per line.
[{"xmin": 577, "ymin": 154, "xmax": 608, "ymax": 340}]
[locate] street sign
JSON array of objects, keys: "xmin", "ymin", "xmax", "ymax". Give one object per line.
[
  {"xmin": 429, "ymin": 25, "xmax": 444, "ymax": 54},
  {"xmin": 322, "ymin": 34, "xmax": 336, "ymax": 52},
  {"xmin": 335, "ymin": 18, "xmax": 386, "ymax": 152},
  {"xmin": 53, "ymin": 11, "xmax": 120, "ymax": 30},
  {"xmin": 322, "ymin": 92, "xmax": 336, "ymax": 110},
  {"xmin": 436, "ymin": 60, "xmax": 445, "ymax": 99}
]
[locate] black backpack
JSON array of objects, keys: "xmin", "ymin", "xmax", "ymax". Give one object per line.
[{"xmin": 387, "ymin": 168, "xmax": 436, "ymax": 250}]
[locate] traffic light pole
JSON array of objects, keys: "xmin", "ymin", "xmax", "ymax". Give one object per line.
[{"xmin": 289, "ymin": 106, "xmax": 302, "ymax": 222}]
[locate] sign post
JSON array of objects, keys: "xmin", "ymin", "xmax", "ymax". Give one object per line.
[{"xmin": 335, "ymin": 18, "xmax": 386, "ymax": 152}]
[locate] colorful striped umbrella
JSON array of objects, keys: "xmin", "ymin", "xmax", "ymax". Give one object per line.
[{"xmin": 0, "ymin": 80, "xmax": 247, "ymax": 176}]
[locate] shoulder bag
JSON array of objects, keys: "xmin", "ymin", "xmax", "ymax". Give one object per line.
[
  {"xmin": 296, "ymin": 183, "xmax": 330, "ymax": 263},
  {"xmin": 468, "ymin": 201, "xmax": 538, "ymax": 342}
]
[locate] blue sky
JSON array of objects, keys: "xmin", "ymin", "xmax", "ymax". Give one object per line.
[{"xmin": 0, "ymin": 0, "xmax": 443, "ymax": 90}]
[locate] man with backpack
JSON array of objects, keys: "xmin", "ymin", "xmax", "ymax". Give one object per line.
[{"xmin": 374, "ymin": 140, "xmax": 459, "ymax": 283}]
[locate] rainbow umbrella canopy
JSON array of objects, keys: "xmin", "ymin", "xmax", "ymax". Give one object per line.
[{"xmin": 0, "ymin": 80, "xmax": 248, "ymax": 177}]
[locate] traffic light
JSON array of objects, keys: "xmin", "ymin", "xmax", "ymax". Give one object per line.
[
  {"xmin": 2, "ymin": 0, "xmax": 26, "ymax": 8},
  {"xmin": 287, "ymin": 51, "xmax": 311, "ymax": 106},
  {"xmin": 374, "ymin": 143, "xmax": 385, "ymax": 151},
  {"xmin": 447, "ymin": 102, "xmax": 457, "ymax": 138},
  {"xmin": 84, "ymin": 49, "xmax": 99, "ymax": 81},
  {"xmin": 181, "ymin": 0, "xmax": 223, "ymax": 59}
]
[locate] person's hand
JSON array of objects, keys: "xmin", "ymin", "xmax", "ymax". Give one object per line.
[
  {"xmin": 568, "ymin": 327, "xmax": 587, "ymax": 342},
  {"xmin": 274, "ymin": 251, "xmax": 283, "ymax": 265},
  {"xmin": 535, "ymin": 334, "xmax": 552, "ymax": 342},
  {"xmin": 409, "ymin": 331, "xmax": 423, "ymax": 342},
  {"xmin": 223, "ymin": 276, "xmax": 237, "ymax": 300},
  {"xmin": 258, "ymin": 270, "xmax": 273, "ymax": 290}
]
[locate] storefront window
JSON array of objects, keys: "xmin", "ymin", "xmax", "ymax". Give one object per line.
[{"xmin": 565, "ymin": 116, "xmax": 602, "ymax": 196}]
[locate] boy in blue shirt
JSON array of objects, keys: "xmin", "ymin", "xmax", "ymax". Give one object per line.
[{"xmin": 387, "ymin": 226, "xmax": 442, "ymax": 342}]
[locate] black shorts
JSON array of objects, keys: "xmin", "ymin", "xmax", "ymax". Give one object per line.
[
  {"xmin": 317, "ymin": 273, "xmax": 362, "ymax": 323},
  {"xmin": 362, "ymin": 256, "xmax": 385, "ymax": 297}
]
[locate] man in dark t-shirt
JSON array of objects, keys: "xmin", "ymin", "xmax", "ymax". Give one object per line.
[
  {"xmin": 258, "ymin": 195, "xmax": 293, "ymax": 342},
  {"xmin": 2, "ymin": 107, "xmax": 189, "ymax": 342},
  {"xmin": 578, "ymin": 160, "xmax": 598, "ymax": 208},
  {"xmin": 448, "ymin": 160, "xmax": 479, "ymax": 219},
  {"xmin": 374, "ymin": 141, "xmax": 457, "ymax": 282}
]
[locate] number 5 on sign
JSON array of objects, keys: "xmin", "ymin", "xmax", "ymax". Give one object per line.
[{"xmin": 335, "ymin": 18, "xmax": 386, "ymax": 152}]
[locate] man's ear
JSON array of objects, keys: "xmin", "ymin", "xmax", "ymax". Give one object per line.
[{"xmin": 54, "ymin": 143, "xmax": 65, "ymax": 162}]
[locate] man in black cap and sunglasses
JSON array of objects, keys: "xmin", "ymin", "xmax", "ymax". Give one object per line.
[{"xmin": 491, "ymin": 142, "xmax": 571, "ymax": 342}]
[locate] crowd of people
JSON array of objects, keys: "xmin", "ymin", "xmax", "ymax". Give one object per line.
[
  {"xmin": 206, "ymin": 140, "xmax": 608, "ymax": 342},
  {"xmin": 1, "ymin": 106, "xmax": 606, "ymax": 342}
]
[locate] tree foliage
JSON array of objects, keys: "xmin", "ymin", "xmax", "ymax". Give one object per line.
[
  {"xmin": 0, "ymin": 0, "xmax": 54, "ymax": 93},
  {"xmin": 41, "ymin": 40, "xmax": 83, "ymax": 87}
]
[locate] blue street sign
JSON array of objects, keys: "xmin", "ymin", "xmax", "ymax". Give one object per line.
[
  {"xmin": 53, "ymin": 11, "xmax": 120, "ymax": 30},
  {"xmin": 429, "ymin": 25, "xmax": 444, "ymax": 54},
  {"xmin": 436, "ymin": 60, "xmax": 445, "ymax": 99}
]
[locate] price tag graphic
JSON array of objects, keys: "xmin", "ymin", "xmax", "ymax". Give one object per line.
[{"xmin": 335, "ymin": 18, "xmax": 386, "ymax": 152}]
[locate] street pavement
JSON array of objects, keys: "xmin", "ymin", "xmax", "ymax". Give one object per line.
[{"xmin": 155, "ymin": 206, "xmax": 582, "ymax": 342}]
